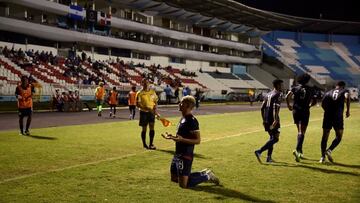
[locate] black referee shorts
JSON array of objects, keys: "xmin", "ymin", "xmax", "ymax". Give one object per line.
[{"xmin": 139, "ymin": 111, "xmax": 155, "ymax": 126}]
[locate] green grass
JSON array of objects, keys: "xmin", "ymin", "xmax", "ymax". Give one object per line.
[{"xmin": 0, "ymin": 105, "xmax": 359, "ymax": 202}]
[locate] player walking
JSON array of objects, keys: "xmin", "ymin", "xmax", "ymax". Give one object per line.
[
  {"xmin": 128, "ymin": 86, "xmax": 137, "ymax": 120},
  {"xmin": 286, "ymin": 74, "xmax": 317, "ymax": 162},
  {"xmin": 16, "ymin": 76, "xmax": 35, "ymax": 135},
  {"xmin": 95, "ymin": 82, "xmax": 105, "ymax": 117},
  {"xmin": 162, "ymin": 95, "xmax": 219, "ymax": 188},
  {"xmin": 319, "ymin": 81, "xmax": 350, "ymax": 163},
  {"xmin": 255, "ymin": 79, "xmax": 283, "ymax": 163},
  {"xmin": 108, "ymin": 87, "xmax": 118, "ymax": 118}
]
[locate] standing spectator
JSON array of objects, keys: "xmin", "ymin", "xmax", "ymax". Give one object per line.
[
  {"xmin": 128, "ymin": 86, "xmax": 137, "ymax": 120},
  {"xmin": 164, "ymin": 85, "xmax": 172, "ymax": 104},
  {"xmin": 136, "ymin": 78, "xmax": 158, "ymax": 150},
  {"xmin": 52, "ymin": 89, "xmax": 61, "ymax": 111},
  {"xmin": 15, "ymin": 76, "xmax": 35, "ymax": 135},
  {"xmin": 194, "ymin": 88, "xmax": 202, "ymax": 109},
  {"xmin": 108, "ymin": 87, "xmax": 118, "ymax": 118},
  {"xmin": 174, "ymin": 87, "xmax": 179, "ymax": 103},
  {"xmin": 94, "ymin": 82, "xmax": 105, "ymax": 117}
]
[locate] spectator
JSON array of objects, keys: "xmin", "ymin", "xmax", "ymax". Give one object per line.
[{"xmin": 164, "ymin": 85, "xmax": 172, "ymax": 104}]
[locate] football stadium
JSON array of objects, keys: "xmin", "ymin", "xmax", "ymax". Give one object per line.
[{"xmin": 0, "ymin": 0, "xmax": 359, "ymax": 202}]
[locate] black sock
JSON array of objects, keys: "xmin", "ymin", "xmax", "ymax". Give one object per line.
[
  {"xmin": 259, "ymin": 136, "xmax": 279, "ymax": 153},
  {"xmin": 321, "ymin": 136, "xmax": 328, "ymax": 157},
  {"xmin": 267, "ymin": 146, "xmax": 273, "ymax": 157},
  {"xmin": 141, "ymin": 131, "xmax": 147, "ymax": 147},
  {"xmin": 19, "ymin": 117, "xmax": 24, "ymax": 133},
  {"xmin": 328, "ymin": 137, "xmax": 342, "ymax": 151},
  {"xmin": 25, "ymin": 116, "xmax": 31, "ymax": 131},
  {"xmin": 149, "ymin": 130, "xmax": 155, "ymax": 146},
  {"xmin": 296, "ymin": 133, "xmax": 304, "ymax": 153}
]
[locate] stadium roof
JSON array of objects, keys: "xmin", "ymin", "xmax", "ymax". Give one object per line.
[{"xmin": 115, "ymin": 0, "xmax": 360, "ymax": 35}]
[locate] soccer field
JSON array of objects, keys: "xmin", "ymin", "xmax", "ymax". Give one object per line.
[{"xmin": 0, "ymin": 105, "xmax": 359, "ymax": 202}]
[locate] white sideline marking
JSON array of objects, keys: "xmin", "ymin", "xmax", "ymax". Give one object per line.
[{"xmin": 0, "ymin": 116, "xmax": 338, "ymax": 184}]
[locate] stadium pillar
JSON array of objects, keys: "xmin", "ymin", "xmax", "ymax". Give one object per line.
[
  {"xmin": 5, "ymin": 5, "xmax": 9, "ymax": 16},
  {"xmin": 92, "ymin": 2, "xmax": 95, "ymax": 10}
]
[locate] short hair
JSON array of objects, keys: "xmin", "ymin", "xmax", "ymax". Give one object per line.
[
  {"xmin": 113, "ymin": 86, "xmax": 116, "ymax": 90},
  {"xmin": 131, "ymin": 86, "xmax": 136, "ymax": 91},
  {"xmin": 181, "ymin": 95, "xmax": 196, "ymax": 107},
  {"xmin": 272, "ymin": 79, "xmax": 283, "ymax": 87},
  {"xmin": 297, "ymin": 74, "xmax": 311, "ymax": 85},
  {"xmin": 99, "ymin": 82, "xmax": 104, "ymax": 86},
  {"xmin": 337, "ymin": 81, "xmax": 346, "ymax": 87},
  {"xmin": 21, "ymin": 75, "xmax": 28, "ymax": 81}
]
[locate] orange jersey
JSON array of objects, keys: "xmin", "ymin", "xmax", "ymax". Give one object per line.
[
  {"xmin": 16, "ymin": 84, "xmax": 33, "ymax": 109},
  {"xmin": 128, "ymin": 91, "xmax": 137, "ymax": 106},
  {"xmin": 109, "ymin": 90, "xmax": 118, "ymax": 105},
  {"xmin": 95, "ymin": 86, "xmax": 105, "ymax": 100}
]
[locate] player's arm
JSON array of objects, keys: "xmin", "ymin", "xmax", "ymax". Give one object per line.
[
  {"xmin": 285, "ymin": 91, "xmax": 293, "ymax": 111},
  {"xmin": 260, "ymin": 100, "xmax": 266, "ymax": 122},
  {"xmin": 310, "ymin": 88, "xmax": 317, "ymax": 107},
  {"xmin": 345, "ymin": 91, "xmax": 350, "ymax": 118},
  {"xmin": 272, "ymin": 95, "xmax": 282, "ymax": 128},
  {"xmin": 173, "ymin": 130, "xmax": 201, "ymax": 145},
  {"xmin": 15, "ymin": 86, "xmax": 22, "ymax": 99},
  {"xmin": 321, "ymin": 94, "xmax": 328, "ymax": 110}
]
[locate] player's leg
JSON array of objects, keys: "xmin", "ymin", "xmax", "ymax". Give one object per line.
[
  {"xmin": 113, "ymin": 105, "xmax": 116, "ymax": 116},
  {"xmin": 109, "ymin": 106, "xmax": 113, "ymax": 117},
  {"xmin": 320, "ymin": 129, "xmax": 331, "ymax": 163},
  {"xmin": 256, "ymin": 131, "xmax": 279, "ymax": 160},
  {"xmin": 141, "ymin": 125, "xmax": 148, "ymax": 149},
  {"xmin": 326, "ymin": 129, "xmax": 343, "ymax": 163},
  {"xmin": 148, "ymin": 121, "xmax": 156, "ymax": 150},
  {"xmin": 18, "ymin": 110, "xmax": 24, "ymax": 135},
  {"xmin": 266, "ymin": 132, "xmax": 279, "ymax": 162},
  {"xmin": 25, "ymin": 112, "xmax": 32, "ymax": 135},
  {"xmin": 170, "ymin": 155, "xmax": 179, "ymax": 183},
  {"xmin": 128, "ymin": 106, "xmax": 132, "ymax": 119},
  {"xmin": 132, "ymin": 106, "xmax": 136, "ymax": 119},
  {"xmin": 139, "ymin": 111, "xmax": 149, "ymax": 149}
]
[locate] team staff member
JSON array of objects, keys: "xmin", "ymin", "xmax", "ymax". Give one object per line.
[
  {"xmin": 95, "ymin": 82, "xmax": 105, "ymax": 117},
  {"xmin": 162, "ymin": 96, "xmax": 219, "ymax": 188},
  {"xmin": 319, "ymin": 81, "xmax": 350, "ymax": 163},
  {"xmin": 136, "ymin": 78, "xmax": 158, "ymax": 150},
  {"xmin": 128, "ymin": 86, "xmax": 137, "ymax": 120},
  {"xmin": 108, "ymin": 87, "xmax": 118, "ymax": 118},
  {"xmin": 255, "ymin": 79, "xmax": 284, "ymax": 163},
  {"xmin": 286, "ymin": 74, "xmax": 317, "ymax": 162},
  {"xmin": 15, "ymin": 76, "xmax": 35, "ymax": 136}
]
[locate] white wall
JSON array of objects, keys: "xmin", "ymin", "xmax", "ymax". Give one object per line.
[{"xmin": 0, "ymin": 41, "xmax": 57, "ymax": 55}]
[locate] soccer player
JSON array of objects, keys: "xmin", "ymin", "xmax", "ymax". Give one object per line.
[
  {"xmin": 108, "ymin": 87, "xmax": 118, "ymax": 118},
  {"xmin": 128, "ymin": 86, "xmax": 137, "ymax": 120},
  {"xmin": 162, "ymin": 95, "xmax": 219, "ymax": 188},
  {"xmin": 95, "ymin": 82, "xmax": 105, "ymax": 117},
  {"xmin": 286, "ymin": 74, "xmax": 317, "ymax": 162},
  {"xmin": 15, "ymin": 76, "xmax": 35, "ymax": 135},
  {"xmin": 319, "ymin": 81, "xmax": 350, "ymax": 163},
  {"xmin": 255, "ymin": 79, "xmax": 284, "ymax": 163},
  {"xmin": 136, "ymin": 78, "xmax": 158, "ymax": 150}
]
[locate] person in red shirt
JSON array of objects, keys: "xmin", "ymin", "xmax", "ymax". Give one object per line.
[
  {"xmin": 15, "ymin": 76, "xmax": 35, "ymax": 135},
  {"xmin": 108, "ymin": 87, "xmax": 118, "ymax": 118}
]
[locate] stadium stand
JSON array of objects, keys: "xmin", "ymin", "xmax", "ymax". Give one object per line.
[{"xmin": 262, "ymin": 31, "xmax": 360, "ymax": 87}]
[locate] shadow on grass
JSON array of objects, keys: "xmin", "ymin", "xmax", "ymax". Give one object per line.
[
  {"xmin": 334, "ymin": 162, "xmax": 360, "ymax": 169},
  {"xmin": 157, "ymin": 149, "xmax": 208, "ymax": 159},
  {"xmin": 26, "ymin": 134, "xmax": 57, "ymax": 140},
  {"xmin": 191, "ymin": 185, "xmax": 275, "ymax": 203},
  {"xmin": 269, "ymin": 162, "xmax": 359, "ymax": 176}
]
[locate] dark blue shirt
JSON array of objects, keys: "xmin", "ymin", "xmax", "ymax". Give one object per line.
[
  {"xmin": 262, "ymin": 90, "xmax": 282, "ymax": 124},
  {"xmin": 291, "ymin": 84, "xmax": 315, "ymax": 111},
  {"xmin": 322, "ymin": 88, "xmax": 349, "ymax": 118},
  {"xmin": 175, "ymin": 114, "xmax": 199, "ymax": 157}
]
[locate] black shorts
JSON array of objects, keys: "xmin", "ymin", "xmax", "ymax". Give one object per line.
[
  {"xmin": 170, "ymin": 154, "xmax": 193, "ymax": 177},
  {"xmin": 18, "ymin": 108, "xmax": 32, "ymax": 117},
  {"xmin": 139, "ymin": 111, "xmax": 155, "ymax": 126},
  {"xmin": 264, "ymin": 123, "xmax": 280, "ymax": 134},
  {"xmin": 109, "ymin": 104, "xmax": 117, "ymax": 107},
  {"xmin": 129, "ymin": 105, "xmax": 136, "ymax": 111},
  {"xmin": 293, "ymin": 109, "xmax": 310, "ymax": 126},
  {"xmin": 322, "ymin": 115, "xmax": 344, "ymax": 130}
]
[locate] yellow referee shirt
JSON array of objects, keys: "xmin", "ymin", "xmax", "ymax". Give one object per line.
[{"xmin": 136, "ymin": 89, "xmax": 158, "ymax": 112}]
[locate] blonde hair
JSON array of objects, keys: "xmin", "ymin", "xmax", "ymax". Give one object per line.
[{"xmin": 181, "ymin": 95, "xmax": 196, "ymax": 107}]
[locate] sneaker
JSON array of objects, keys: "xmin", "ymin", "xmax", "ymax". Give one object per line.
[
  {"xmin": 319, "ymin": 156, "xmax": 326, "ymax": 164},
  {"xmin": 148, "ymin": 145, "xmax": 156, "ymax": 150},
  {"xmin": 326, "ymin": 150, "xmax": 334, "ymax": 163},
  {"xmin": 25, "ymin": 130, "xmax": 30, "ymax": 136},
  {"xmin": 299, "ymin": 153, "xmax": 304, "ymax": 159},
  {"xmin": 293, "ymin": 150, "xmax": 301, "ymax": 162},
  {"xmin": 112, "ymin": 115, "xmax": 116, "ymax": 118},
  {"xmin": 143, "ymin": 144, "xmax": 149, "ymax": 149},
  {"xmin": 206, "ymin": 169, "xmax": 220, "ymax": 185},
  {"xmin": 19, "ymin": 131, "xmax": 24, "ymax": 136},
  {"xmin": 266, "ymin": 156, "xmax": 273, "ymax": 163},
  {"xmin": 254, "ymin": 150, "xmax": 262, "ymax": 164}
]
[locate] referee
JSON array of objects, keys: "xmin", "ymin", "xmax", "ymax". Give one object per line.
[{"xmin": 136, "ymin": 78, "xmax": 159, "ymax": 150}]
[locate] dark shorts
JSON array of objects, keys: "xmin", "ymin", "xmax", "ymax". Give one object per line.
[
  {"xmin": 139, "ymin": 111, "xmax": 155, "ymax": 126},
  {"xmin": 170, "ymin": 154, "xmax": 193, "ymax": 177},
  {"xmin": 293, "ymin": 109, "xmax": 310, "ymax": 126},
  {"xmin": 264, "ymin": 123, "xmax": 280, "ymax": 134},
  {"xmin": 96, "ymin": 99, "xmax": 103, "ymax": 106},
  {"xmin": 109, "ymin": 104, "xmax": 117, "ymax": 108},
  {"xmin": 129, "ymin": 105, "xmax": 136, "ymax": 111},
  {"xmin": 18, "ymin": 108, "xmax": 32, "ymax": 117},
  {"xmin": 322, "ymin": 115, "xmax": 344, "ymax": 130}
]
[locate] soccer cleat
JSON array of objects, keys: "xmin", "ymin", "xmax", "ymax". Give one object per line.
[
  {"xmin": 112, "ymin": 115, "xmax": 116, "ymax": 118},
  {"xmin": 326, "ymin": 150, "xmax": 334, "ymax": 163},
  {"xmin": 148, "ymin": 145, "xmax": 156, "ymax": 150},
  {"xmin": 266, "ymin": 156, "xmax": 273, "ymax": 163},
  {"xmin": 319, "ymin": 156, "xmax": 326, "ymax": 164},
  {"xmin": 206, "ymin": 169, "xmax": 220, "ymax": 185},
  {"xmin": 19, "ymin": 131, "xmax": 24, "ymax": 136},
  {"xmin": 293, "ymin": 150, "xmax": 301, "ymax": 162},
  {"xmin": 254, "ymin": 150, "xmax": 262, "ymax": 164},
  {"xmin": 143, "ymin": 144, "xmax": 149, "ymax": 149},
  {"xmin": 25, "ymin": 130, "xmax": 30, "ymax": 136},
  {"xmin": 299, "ymin": 153, "xmax": 304, "ymax": 159}
]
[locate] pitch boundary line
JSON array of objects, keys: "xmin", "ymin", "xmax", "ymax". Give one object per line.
[{"xmin": 0, "ymin": 116, "xmax": 338, "ymax": 184}]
